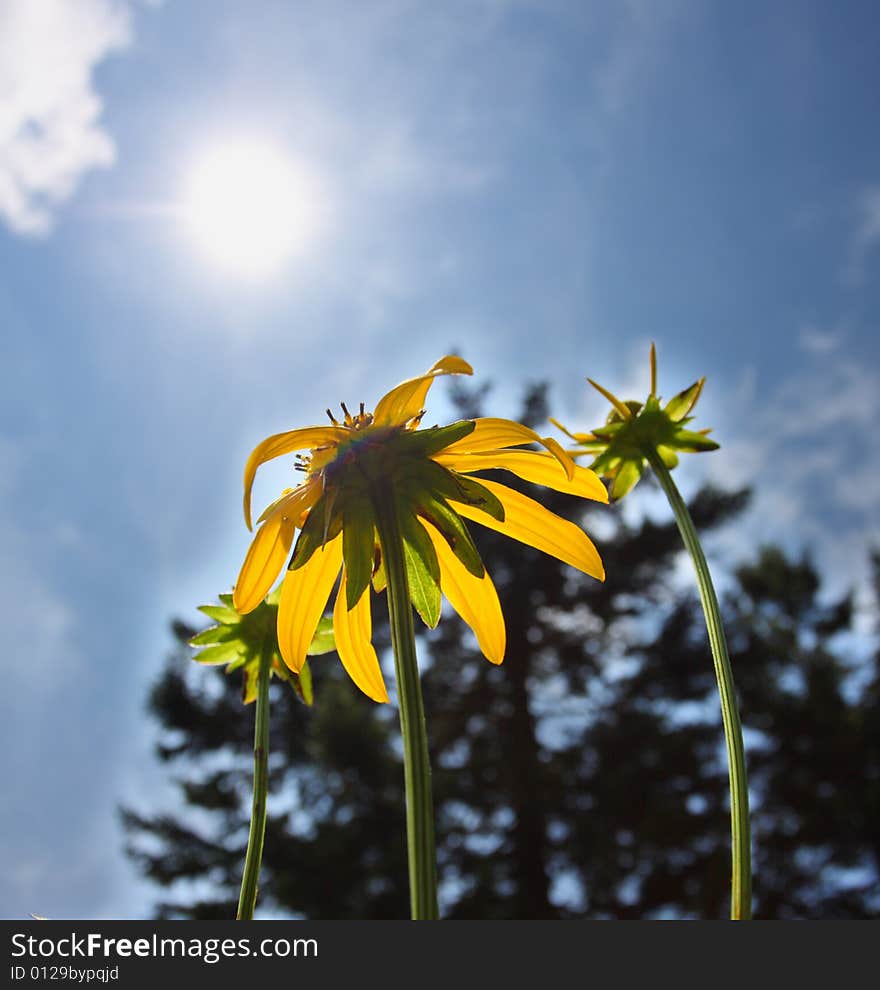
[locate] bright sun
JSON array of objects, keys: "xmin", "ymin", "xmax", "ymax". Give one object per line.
[{"xmin": 182, "ymin": 141, "xmax": 324, "ymax": 279}]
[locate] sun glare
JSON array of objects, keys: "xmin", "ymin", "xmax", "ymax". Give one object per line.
[{"xmin": 182, "ymin": 142, "xmax": 324, "ymax": 279}]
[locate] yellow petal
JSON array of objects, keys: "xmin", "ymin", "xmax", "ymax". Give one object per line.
[
  {"xmin": 277, "ymin": 536, "xmax": 343, "ymax": 673},
  {"xmin": 540, "ymin": 435, "xmax": 576, "ymax": 480},
  {"xmin": 333, "ymin": 574, "xmax": 389, "ymax": 703},
  {"xmin": 243, "ymin": 426, "xmax": 345, "ymax": 530},
  {"xmin": 372, "ymin": 355, "xmax": 473, "ymax": 427},
  {"xmin": 233, "ymin": 511, "xmax": 298, "ymax": 615},
  {"xmin": 549, "ymin": 417, "xmax": 596, "ymax": 444},
  {"xmin": 424, "ymin": 522, "xmax": 505, "ymax": 665},
  {"xmin": 587, "ymin": 378, "xmax": 632, "ymax": 420},
  {"xmin": 255, "ymin": 479, "xmax": 321, "ymax": 526},
  {"xmin": 255, "ymin": 487, "xmax": 295, "ymax": 525},
  {"xmin": 436, "ymin": 449, "xmax": 608, "ymax": 503},
  {"xmin": 442, "ymin": 417, "xmax": 575, "ymax": 478},
  {"xmin": 235, "ymin": 483, "xmax": 322, "ymax": 613},
  {"xmin": 452, "ymin": 477, "xmax": 605, "ymax": 581}
]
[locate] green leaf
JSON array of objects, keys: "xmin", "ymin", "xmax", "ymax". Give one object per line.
[
  {"xmin": 192, "ymin": 640, "xmax": 245, "ymax": 665},
  {"xmin": 418, "ymin": 494, "xmax": 485, "ymax": 577},
  {"xmin": 218, "ymin": 593, "xmax": 235, "ymax": 608},
  {"xmin": 307, "ymin": 615, "xmax": 337, "ymax": 656},
  {"xmin": 342, "ymin": 499, "xmax": 377, "ymax": 609},
  {"xmin": 399, "ymin": 509, "xmax": 441, "ymax": 628},
  {"xmin": 665, "ymin": 379, "xmax": 705, "ymax": 422}
]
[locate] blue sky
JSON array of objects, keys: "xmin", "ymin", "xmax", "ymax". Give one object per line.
[{"xmin": 1, "ymin": 0, "xmax": 878, "ymax": 919}]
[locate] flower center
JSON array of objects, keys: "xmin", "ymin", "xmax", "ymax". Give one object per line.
[{"xmin": 325, "ymin": 401, "xmax": 374, "ymax": 431}]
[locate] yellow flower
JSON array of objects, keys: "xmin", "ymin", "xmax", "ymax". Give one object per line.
[{"xmin": 233, "ymin": 356, "xmax": 607, "ymax": 703}]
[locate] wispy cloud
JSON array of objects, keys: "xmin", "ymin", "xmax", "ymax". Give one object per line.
[
  {"xmin": 843, "ymin": 184, "xmax": 880, "ymax": 284},
  {"xmin": 0, "ymin": 0, "xmax": 137, "ymax": 236},
  {"xmin": 593, "ymin": 0, "xmax": 685, "ymax": 119},
  {"xmin": 701, "ymin": 347, "xmax": 880, "ymax": 600},
  {"xmin": 797, "ymin": 323, "xmax": 844, "ymax": 355},
  {"xmin": 0, "ymin": 436, "xmax": 82, "ymax": 694}
]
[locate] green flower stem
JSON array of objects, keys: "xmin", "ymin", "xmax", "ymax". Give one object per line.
[
  {"xmin": 644, "ymin": 447, "xmax": 752, "ymax": 921},
  {"xmin": 236, "ymin": 637, "xmax": 273, "ymax": 920},
  {"xmin": 372, "ymin": 481, "xmax": 439, "ymax": 921}
]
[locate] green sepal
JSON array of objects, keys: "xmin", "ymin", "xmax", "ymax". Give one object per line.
[
  {"xmin": 290, "ymin": 658, "xmax": 314, "ymax": 706},
  {"xmin": 192, "ymin": 640, "xmax": 245, "ymax": 665},
  {"xmin": 593, "ymin": 422, "xmax": 624, "ymax": 439},
  {"xmin": 657, "ymin": 445, "xmax": 680, "ymax": 469},
  {"xmin": 191, "ymin": 591, "xmax": 316, "ymax": 708},
  {"xmin": 611, "ymin": 459, "xmax": 643, "ymax": 501},
  {"xmin": 448, "ymin": 474, "xmax": 505, "ymax": 521},
  {"xmin": 398, "ymin": 508, "xmax": 441, "ymax": 628},
  {"xmin": 567, "ymin": 347, "xmax": 718, "ymax": 500},
  {"xmin": 672, "ymin": 430, "xmax": 720, "ymax": 452},
  {"xmin": 270, "ymin": 655, "xmax": 315, "ymax": 706},
  {"xmin": 372, "ymin": 547, "xmax": 387, "ymax": 593},
  {"xmin": 197, "ymin": 603, "xmax": 240, "ymax": 625},
  {"xmin": 306, "ymin": 615, "xmax": 337, "ymax": 656},
  {"xmin": 342, "ymin": 499, "xmax": 377, "ymax": 609},
  {"xmin": 418, "ymin": 493, "xmax": 485, "ymax": 578},
  {"xmin": 289, "ymin": 492, "xmax": 343, "ymax": 570},
  {"xmin": 410, "ymin": 458, "xmax": 504, "ymax": 521},
  {"xmin": 398, "ymin": 457, "xmax": 459, "ymax": 502},
  {"xmin": 665, "ymin": 379, "xmax": 705, "ymax": 422},
  {"xmin": 399, "ymin": 419, "xmax": 475, "ymax": 458},
  {"xmin": 242, "ymin": 664, "xmax": 260, "ymax": 705},
  {"xmin": 189, "ymin": 624, "xmax": 238, "ymax": 646},
  {"xmin": 590, "ymin": 449, "xmax": 621, "ymax": 476}
]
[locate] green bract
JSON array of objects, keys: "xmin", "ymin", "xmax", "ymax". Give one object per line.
[
  {"xmin": 288, "ymin": 418, "xmax": 503, "ymax": 624},
  {"xmin": 190, "ymin": 588, "xmax": 333, "ymax": 705},
  {"xmin": 553, "ymin": 344, "xmax": 719, "ymax": 501}
]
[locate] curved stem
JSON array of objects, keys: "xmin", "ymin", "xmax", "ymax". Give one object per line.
[
  {"xmin": 645, "ymin": 448, "xmax": 752, "ymax": 920},
  {"xmin": 372, "ymin": 481, "xmax": 439, "ymax": 920},
  {"xmin": 236, "ymin": 639, "xmax": 273, "ymax": 920}
]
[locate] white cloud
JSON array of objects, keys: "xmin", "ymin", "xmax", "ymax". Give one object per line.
[
  {"xmin": 0, "ymin": 0, "xmax": 134, "ymax": 236},
  {"xmin": 556, "ymin": 337, "xmax": 880, "ymax": 605},
  {"xmin": 702, "ymin": 348, "xmax": 880, "ymax": 599},
  {"xmin": 594, "ymin": 0, "xmax": 684, "ymax": 119},
  {"xmin": 844, "ymin": 185, "xmax": 880, "ymax": 284},
  {"xmin": 798, "ymin": 324, "xmax": 843, "ymax": 355}
]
